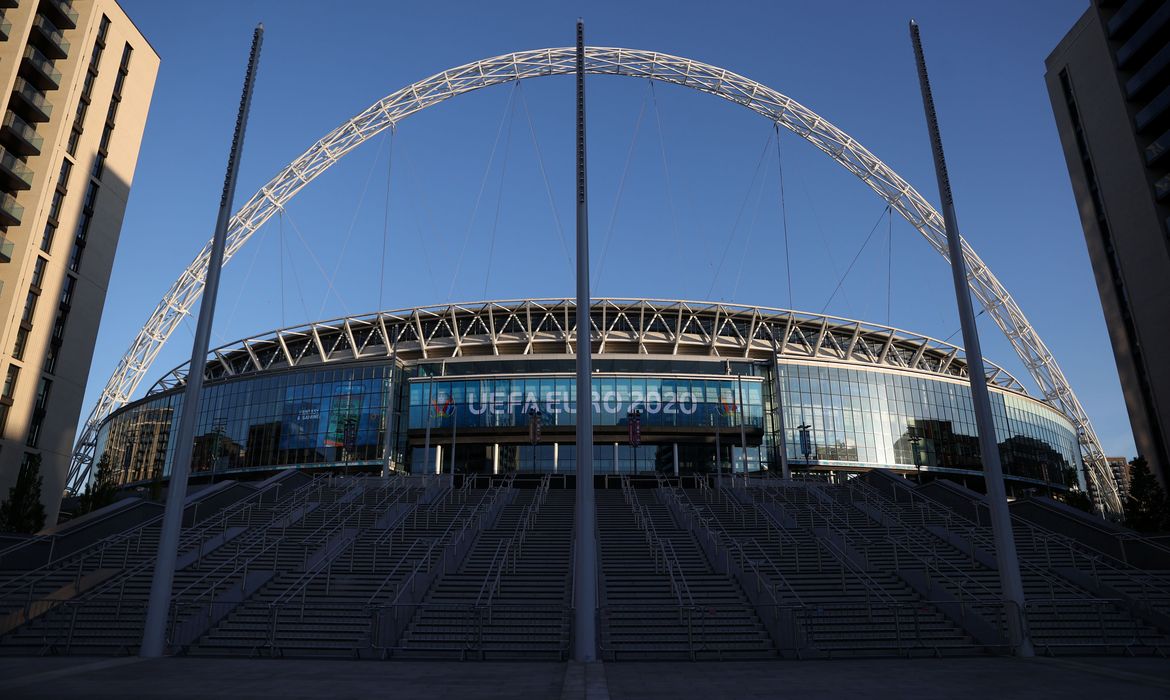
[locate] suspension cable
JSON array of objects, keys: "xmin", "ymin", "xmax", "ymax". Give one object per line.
[
  {"xmin": 378, "ymin": 125, "xmax": 396, "ymax": 311},
  {"xmin": 731, "ymin": 143, "xmax": 773, "ymax": 299},
  {"xmin": 799, "ymin": 176, "xmax": 856, "ymax": 316},
  {"xmin": 401, "ymin": 144, "xmax": 441, "ymax": 300},
  {"xmin": 593, "ymin": 89, "xmax": 648, "ymax": 291},
  {"xmin": 706, "ymin": 130, "xmax": 774, "ymax": 299},
  {"xmin": 517, "ymin": 81, "xmax": 572, "ymax": 273},
  {"xmin": 886, "ymin": 205, "xmax": 893, "ymax": 326},
  {"xmin": 283, "ymin": 208, "xmax": 350, "ymax": 316},
  {"xmin": 447, "ymin": 82, "xmax": 518, "ymax": 301},
  {"xmin": 217, "ymin": 221, "xmax": 270, "ymax": 344},
  {"xmin": 648, "ymin": 81, "xmax": 685, "ymax": 277},
  {"xmin": 280, "ymin": 209, "xmax": 310, "ymax": 324},
  {"xmin": 820, "ymin": 204, "xmax": 891, "ymax": 314},
  {"xmin": 316, "ymin": 129, "xmax": 391, "ymax": 318},
  {"xmin": 775, "ymin": 122, "xmax": 793, "ymax": 309},
  {"xmin": 483, "ymin": 84, "xmax": 518, "ymax": 299}
]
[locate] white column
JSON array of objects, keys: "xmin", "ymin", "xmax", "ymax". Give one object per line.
[
  {"xmin": 553, "ymin": 443, "xmax": 559, "ymax": 473},
  {"xmin": 492, "ymin": 443, "xmax": 500, "ymax": 475},
  {"xmin": 435, "ymin": 445, "xmax": 442, "ymax": 475},
  {"xmin": 673, "ymin": 443, "xmax": 679, "ymax": 477},
  {"xmin": 613, "ymin": 442, "xmax": 619, "ymax": 475}
]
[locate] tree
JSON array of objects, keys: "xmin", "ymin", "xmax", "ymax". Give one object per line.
[
  {"xmin": 77, "ymin": 452, "xmax": 119, "ymax": 516},
  {"xmin": 1125, "ymin": 457, "xmax": 1169, "ymax": 533},
  {"xmin": 0, "ymin": 454, "xmax": 47, "ymax": 534},
  {"xmin": 1061, "ymin": 488, "xmax": 1094, "ymax": 514}
]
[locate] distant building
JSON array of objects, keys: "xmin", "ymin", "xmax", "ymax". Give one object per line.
[
  {"xmin": 1045, "ymin": 1, "xmax": 1170, "ymax": 488},
  {"xmin": 1106, "ymin": 456, "xmax": 1133, "ymax": 499},
  {"xmin": 0, "ymin": 0, "xmax": 158, "ymax": 525}
]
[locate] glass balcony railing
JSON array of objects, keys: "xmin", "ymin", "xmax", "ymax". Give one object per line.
[
  {"xmin": 0, "ymin": 235, "xmax": 15, "ymax": 263},
  {"xmin": 1, "ymin": 18, "xmax": 12, "ymax": 41},
  {"xmin": 0, "ymin": 148, "xmax": 32, "ymax": 191},
  {"xmin": 42, "ymin": 0, "xmax": 78, "ymax": 30},
  {"xmin": 31, "ymin": 16, "xmax": 70, "ymax": 59},
  {"xmin": 0, "ymin": 192, "xmax": 23, "ymax": 228},
  {"xmin": 1, "ymin": 112, "xmax": 43, "ymax": 156},
  {"xmin": 10, "ymin": 79, "xmax": 52, "ymax": 123},
  {"xmin": 22, "ymin": 45, "xmax": 62, "ymax": 91}
]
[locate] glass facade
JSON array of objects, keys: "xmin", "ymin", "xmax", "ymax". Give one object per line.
[
  {"xmin": 771, "ymin": 363, "xmax": 1082, "ymax": 486},
  {"xmin": 96, "ymin": 356, "xmax": 1083, "ymax": 489}
]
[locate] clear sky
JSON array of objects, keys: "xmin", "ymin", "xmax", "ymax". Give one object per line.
[{"xmin": 89, "ymin": 1, "xmax": 1133, "ymax": 456}]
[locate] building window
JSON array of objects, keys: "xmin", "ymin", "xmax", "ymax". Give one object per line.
[
  {"xmin": 0, "ymin": 404, "xmax": 9, "ymax": 434},
  {"xmin": 34, "ymin": 377, "xmax": 51, "ymax": 410},
  {"xmin": 40, "ymin": 222, "xmax": 58, "ymax": 254},
  {"xmin": 3, "ymin": 365, "xmax": 19, "ymax": 399},
  {"xmin": 51, "ymin": 312, "xmax": 68, "ymax": 342},
  {"xmin": 25, "ymin": 418, "xmax": 42, "ymax": 448},
  {"xmin": 21, "ymin": 292, "xmax": 38, "ymax": 324},
  {"xmin": 44, "ymin": 343, "xmax": 59, "ymax": 375},
  {"xmin": 30, "ymin": 257, "xmax": 46, "ymax": 288},
  {"xmin": 12, "ymin": 327, "xmax": 29, "ymax": 361},
  {"xmin": 60, "ymin": 276, "xmax": 76, "ymax": 308},
  {"xmin": 67, "ymin": 16, "xmax": 111, "ymax": 157}
]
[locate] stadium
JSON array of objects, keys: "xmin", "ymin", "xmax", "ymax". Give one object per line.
[{"xmin": 95, "ymin": 299, "xmax": 1084, "ymax": 496}]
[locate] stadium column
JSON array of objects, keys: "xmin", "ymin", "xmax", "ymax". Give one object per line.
[
  {"xmin": 573, "ymin": 19, "xmax": 598, "ymax": 663},
  {"xmin": 140, "ymin": 25, "xmax": 263, "ymax": 658},
  {"xmin": 911, "ymin": 20, "xmax": 1033, "ymax": 657},
  {"xmin": 770, "ymin": 334, "xmax": 791, "ymax": 479}
]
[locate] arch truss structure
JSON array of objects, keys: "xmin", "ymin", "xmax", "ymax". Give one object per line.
[{"xmin": 68, "ymin": 47, "xmax": 1123, "ymax": 514}]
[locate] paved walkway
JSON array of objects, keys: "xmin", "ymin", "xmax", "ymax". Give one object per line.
[{"xmin": 0, "ymin": 655, "xmax": 1167, "ymax": 699}]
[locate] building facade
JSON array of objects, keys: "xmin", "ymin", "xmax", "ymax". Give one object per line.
[
  {"xmin": 0, "ymin": 0, "xmax": 158, "ymax": 524},
  {"xmin": 1046, "ymin": 0, "xmax": 1170, "ymax": 486},
  {"xmin": 93, "ymin": 300, "xmax": 1087, "ymax": 497}
]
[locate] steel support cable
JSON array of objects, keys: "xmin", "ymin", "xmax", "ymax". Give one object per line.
[
  {"xmin": 593, "ymin": 90, "xmax": 648, "ymax": 292},
  {"xmin": 378, "ymin": 126, "xmax": 396, "ymax": 311},
  {"xmin": 516, "ymin": 81, "xmax": 572, "ymax": 273},
  {"xmin": 280, "ymin": 210, "xmax": 311, "ymax": 324},
  {"xmin": 886, "ymin": 205, "xmax": 893, "ymax": 326},
  {"xmin": 799, "ymin": 175, "xmax": 856, "ymax": 317},
  {"xmin": 316, "ymin": 129, "xmax": 392, "ymax": 318},
  {"xmin": 282, "ymin": 209, "xmax": 350, "ymax": 315},
  {"xmin": 401, "ymin": 145, "xmax": 441, "ymax": 300},
  {"xmin": 774, "ymin": 122, "xmax": 793, "ymax": 309},
  {"xmin": 706, "ymin": 130, "xmax": 774, "ymax": 299},
  {"xmin": 648, "ymin": 81, "xmax": 686, "ymax": 280},
  {"xmin": 820, "ymin": 204, "xmax": 892, "ymax": 314},
  {"xmin": 279, "ymin": 209, "xmax": 286, "ymax": 328},
  {"xmin": 731, "ymin": 145, "xmax": 774, "ymax": 299},
  {"xmin": 483, "ymin": 84, "xmax": 518, "ymax": 299},
  {"xmin": 447, "ymin": 82, "xmax": 518, "ymax": 301},
  {"xmin": 217, "ymin": 221, "xmax": 272, "ymax": 344}
]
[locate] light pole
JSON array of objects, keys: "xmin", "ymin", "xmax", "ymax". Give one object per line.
[
  {"xmin": 627, "ymin": 408, "xmax": 641, "ymax": 474},
  {"xmin": 908, "ymin": 430, "xmax": 923, "ymax": 484},
  {"xmin": 797, "ymin": 423, "xmax": 813, "ymax": 469}
]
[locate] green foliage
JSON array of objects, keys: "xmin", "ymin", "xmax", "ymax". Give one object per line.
[
  {"xmin": 1125, "ymin": 457, "xmax": 1170, "ymax": 533},
  {"xmin": 77, "ymin": 452, "xmax": 119, "ymax": 516},
  {"xmin": 1061, "ymin": 488, "xmax": 1094, "ymax": 514},
  {"xmin": 0, "ymin": 454, "xmax": 47, "ymax": 534}
]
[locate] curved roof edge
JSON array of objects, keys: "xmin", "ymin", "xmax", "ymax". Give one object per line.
[{"xmin": 146, "ymin": 298, "xmax": 1029, "ymax": 396}]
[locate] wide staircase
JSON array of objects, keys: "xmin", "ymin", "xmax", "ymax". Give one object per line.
[
  {"xmin": 681, "ymin": 479, "xmax": 975, "ymax": 657},
  {"xmin": 394, "ymin": 476, "xmax": 573, "ymax": 659},
  {"xmin": 597, "ymin": 478, "xmax": 775, "ymax": 660},
  {"xmin": 837, "ymin": 475, "xmax": 1170, "ymax": 655}
]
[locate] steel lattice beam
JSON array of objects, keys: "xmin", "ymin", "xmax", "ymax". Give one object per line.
[{"xmin": 68, "ymin": 47, "xmax": 1123, "ymax": 514}]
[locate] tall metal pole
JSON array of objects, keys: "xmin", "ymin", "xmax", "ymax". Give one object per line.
[
  {"xmin": 910, "ymin": 20, "xmax": 1033, "ymax": 657},
  {"xmin": 380, "ymin": 335, "xmax": 399, "ymax": 478},
  {"xmin": 140, "ymin": 24, "xmax": 263, "ymax": 658},
  {"xmin": 572, "ymin": 18, "xmax": 598, "ymax": 663},
  {"xmin": 423, "ymin": 371, "xmax": 433, "ymax": 475},
  {"xmin": 770, "ymin": 335, "xmax": 791, "ymax": 479},
  {"xmin": 736, "ymin": 374, "xmax": 749, "ymax": 480},
  {"xmin": 449, "ymin": 402, "xmax": 458, "ymax": 489}
]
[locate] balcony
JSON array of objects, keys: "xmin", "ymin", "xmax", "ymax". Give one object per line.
[
  {"xmin": 21, "ymin": 45, "xmax": 62, "ymax": 91},
  {"xmin": 30, "ymin": 16, "xmax": 70, "ymax": 60},
  {"xmin": 9, "ymin": 79, "xmax": 52, "ymax": 123},
  {"xmin": 0, "ymin": 193, "xmax": 23, "ymax": 228},
  {"xmin": 1, "ymin": 112, "xmax": 43, "ymax": 157},
  {"xmin": 0, "ymin": 235, "xmax": 14, "ymax": 263},
  {"xmin": 39, "ymin": 0, "xmax": 77, "ymax": 30},
  {"xmin": 0, "ymin": 148, "xmax": 32, "ymax": 191},
  {"xmin": 1, "ymin": 17, "xmax": 11, "ymax": 41}
]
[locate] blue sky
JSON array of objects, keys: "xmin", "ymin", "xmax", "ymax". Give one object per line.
[{"xmin": 90, "ymin": 1, "xmax": 1133, "ymax": 455}]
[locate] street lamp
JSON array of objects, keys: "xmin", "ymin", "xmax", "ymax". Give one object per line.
[
  {"xmin": 908, "ymin": 429, "xmax": 923, "ymax": 484},
  {"xmin": 627, "ymin": 408, "xmax": 642, "ymax": 474},
  {"xmin": 797, "ymin": 423, "xmax": 813, "ymax": 469}
]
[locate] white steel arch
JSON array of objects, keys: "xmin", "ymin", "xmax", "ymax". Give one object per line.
[{"xmin": 68, "ymin": 46, "xmax": 1123, "ymax": 513}]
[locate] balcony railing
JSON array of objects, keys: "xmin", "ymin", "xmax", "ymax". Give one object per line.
[
  {"xmin": 40, "ymin": 0, "xmax": 78, "ymax": 30},
  {"xmin": 0, "ymin": 192, "xmax": 23, "ymax": 228},
  {"xmin": 0, "ymin": 236, "xmax": 14, "ymax": 264},
  {"xmin": 30, "ymin": 16, "xmax": 70, "ymax": 60},
  {"xmin": 0, "ymin": 148, "xmax": 33, "ymax": 191},
  {"xmin": 1, "ymin": 112, "xmax": 43, "ymax": 157},
  {"xmin": 21, "ymin": 45, "xmax": 62, "ymax": 91},
  {"xmin": 10, "ymin": 79, "xmax": 52, "ymax": 123},
  {"xmin": 0, "ymin": 17, "xmax": 12, "ymax": 41}
]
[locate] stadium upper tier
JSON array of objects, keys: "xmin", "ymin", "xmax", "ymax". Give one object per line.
[{"xmin": 145, "ymin": 299, "xmax": 1027, "ymax": 395}]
